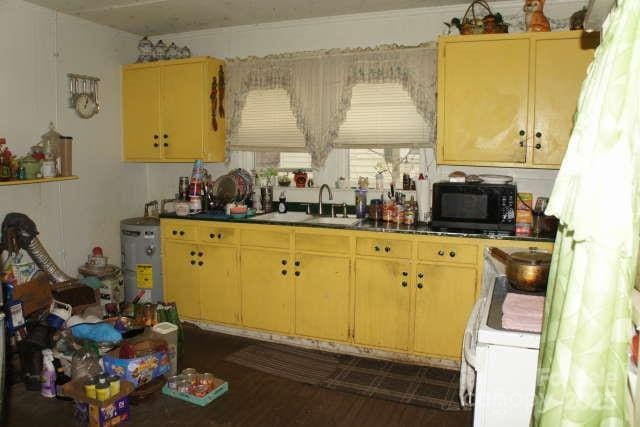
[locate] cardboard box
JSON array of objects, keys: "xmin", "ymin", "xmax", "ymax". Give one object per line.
[
  {"xmin": 63, "ymin": 378, "xmax": 134, "ymax": 427},
  {"xmin": 102, "ymin": 339, "xmax": 170, "ymax": 388},
  {"xmin": 516, "ymin": 192, "xmax": 533, "ymax": 236}
]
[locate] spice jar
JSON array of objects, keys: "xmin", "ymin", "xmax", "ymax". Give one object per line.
[{"xmin": 383, "ymin": 200, "xmax": 395, "ymax": 222}]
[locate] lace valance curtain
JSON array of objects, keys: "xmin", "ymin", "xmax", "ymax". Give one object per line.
[{"xmin": 224, "ymin": 43, "xmax": 437, "ymax": 169}]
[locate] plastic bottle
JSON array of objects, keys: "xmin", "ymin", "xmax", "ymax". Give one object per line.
[{"xmin": 41, "ymin": 349, "xmax": 57, "ymax": 398}]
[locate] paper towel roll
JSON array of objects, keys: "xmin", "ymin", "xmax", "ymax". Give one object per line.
[{"xmin": 416, "ymin": 180, "xmax": 431, "ymax": 224}]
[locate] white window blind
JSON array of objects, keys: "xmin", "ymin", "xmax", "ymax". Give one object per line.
[
  {"xmin": 231, "ymin": 89, "xmax": 306, "ymax": 152},
  {"xmin": 334, "ymin": 83, "xmax": 431, "ymax": 149}
]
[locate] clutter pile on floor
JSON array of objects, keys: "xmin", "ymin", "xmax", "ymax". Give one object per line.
[{"xmin": 1, "ymin": 212, "xmax": 226, "ymax": 426}]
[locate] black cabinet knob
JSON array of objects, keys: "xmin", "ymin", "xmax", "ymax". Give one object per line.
[
  {"xmin": 374, "ymin": 246, "xmax": 380, "ymax": 252},
  {"xmin": 384, "ymin": 246, "xmax": 390, "ymax": 253},
  {"xmin": 417, "ymin": 283, "xmax": 423, "ymax": 289},
  {"xmin": 209, "ymin": 233, "xmax": 214, "ymax": 238},
  {"xmin": 295, "ymin": 271, "xmax": 300, "ymax": 277},
  {"xmin": 418, "ymin": 272, "xmax": 424, "ymax": 278},
  {"xmin": 198, "ymin": 261, "xmax": 203, "ymax": 266},
  {"xmin": 179, "ymin": 231, "xmax": 185, "ymax": 236},
  {"xmin": 535, "ymin": 143, "xmax": 542, "ymax": 149},
  {"xmin": 281, "ymin": 260, "xmax": 287, "ymax": 265},
  {"xmin": 217, "ymin": 233, "xmax": 222, "ymax": 239},
  {"xmin": 401, "ymin": 281, "xmax": 408, "ymax": 287},
  {"xmin": 294, "ymin": 261, "xmax": 300, "ymax": 267},
  {"xmin": 438, "ymin": 250, "xmax": 444, "ymax": 256},
  {"xmin": 153, "ymin": 143, "xmax": 159, "ymax": 147},
  {"xmin": 163, "ymin": 134, "xmax": 168, "ymax": 138},
  {"xmin": 519, "ymin": 130, "xmax": 525, "ymax": 136},
  {"xmin": 172, "ymin": 230, "xmax": 177, "ymax": 235},
  {"xmin": 198, "ymin": 252, "xmax": 203, "ymax": 257},
  {"xmin": 281, "ymin": 270, "xmax": 287, "ymax": 276},
  {"xmin": 153, "ymin": 135, "xmax": 159, "ymax": 139},
  {"xmin": 402, "ymin": 271, "xmax": 408, "ymax": 277},
  {"xmin": 190, "ymin": 251, "xmax": 195, "ymax": 256},
  {"xmin": 190, "ymin": 260, "xmax": 196, "ymax": 265},
  {"xmin": 449, "ymin": 251, "xmax": 456, "ymax": 258},
  {"xmin": 163, "ymin": 142, "xmax": 169, "ymax": 147},
  {"xmin": 535, "ymin": 132, "xmax": 542, "ymax": 138}
]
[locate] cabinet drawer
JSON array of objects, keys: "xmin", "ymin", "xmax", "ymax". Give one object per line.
[
  {"xmin": 295, "ymin": 232, "xmax": 350, "ymax": 254},
  {"xmin": 162, "ymin": 221, "xmax": 197, "ymax": 241},
  {"xmin": 355, "ymin": 237, "xmax": 413, "ymax": 259},
  {"xmin": 417, "ymin": 241, "xmax": 477, "ymax": 264},
  {"xmin": 200, "ymin": 225, "xmax": 237, "ymax": 244},
  {"xmin": 240, "ymin": 227, "xmax": 290, "ymax": 249}
]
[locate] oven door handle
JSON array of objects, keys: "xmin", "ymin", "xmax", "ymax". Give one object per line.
[{"xmin": 463, "ymin": 296, "xmax": 485, "ymax": 369}]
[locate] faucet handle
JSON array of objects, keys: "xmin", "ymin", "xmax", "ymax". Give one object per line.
[
  {"xmin": 341, "ymin": 203, "xmax": 348, "ymax": 218},
  {"xmin": 331, "ymin": 204, "xmax": 336, "ymax": 218},
  {"xmin": 302, "ymin": 203, "xmax": 311, "ymax": 215}
]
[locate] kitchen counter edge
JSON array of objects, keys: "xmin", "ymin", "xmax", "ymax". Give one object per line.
[{"xmin": 159, "ymin": 213, "xmax": 554, "ymax": 243}]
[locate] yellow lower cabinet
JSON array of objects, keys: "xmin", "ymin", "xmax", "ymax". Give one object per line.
[
  {"xmin": 413, "ymin": 263, "xmax": 476, "ymax": 359},
  {"xmin": 200, "ymin": 244, "xmax": 240, "ymax": 325},
  {"xmin": 294, "ymin": 253, "xmax": 350, "ymax": 342},
  {"xmin": 240, "ymin": 247, "xmax": 291, "ymax": 333},
  {"xmin": 354, "ymin": 257, "xmax": 411, "ymax": 350},
  {"xmin": 163, "ymin": 240, "xmax": 201, "ymax": 319}
]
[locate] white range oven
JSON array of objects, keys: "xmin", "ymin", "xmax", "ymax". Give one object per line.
[{"xmin": 461, "ymin": 250, "xmax": 543, "ymax": 427}]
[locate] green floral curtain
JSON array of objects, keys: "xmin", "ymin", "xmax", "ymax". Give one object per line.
[{"xmin": 533, "ymin": 1, "xmax": 640, "ymax": 426}]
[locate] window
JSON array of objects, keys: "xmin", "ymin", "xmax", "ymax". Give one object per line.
[
  {"xmin": 349, "ymin": 148, "xmax": 421, "ymax": 188},
  {"xmin": 255, "ymin": 151, "xmax": 312, "ymax": 172}
]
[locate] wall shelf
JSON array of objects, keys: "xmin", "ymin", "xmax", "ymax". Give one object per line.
[{"xmin": 0, "ymin": 176, "xmax": 78, "ymax": 186}]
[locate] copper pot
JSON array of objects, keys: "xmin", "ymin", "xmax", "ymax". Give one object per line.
[{"xmin": 489, "ymin": 247, "xmax": 552, "ymax": 292}]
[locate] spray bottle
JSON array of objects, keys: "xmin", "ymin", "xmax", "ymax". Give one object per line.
[{"xmin": 41, "ymin": 349, "xmax": 56, "ymax": 398}]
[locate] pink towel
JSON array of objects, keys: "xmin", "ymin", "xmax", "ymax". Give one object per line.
[{"xmin": 502, "ymin": 293, "xmax": 545, "ymax": 332}]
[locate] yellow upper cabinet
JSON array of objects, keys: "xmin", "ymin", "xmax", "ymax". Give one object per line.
[
  {"xmin": 122, "ymin": 57, "xmax": 226, "ymax": 162},
  {"xmin": 437, "ymin": 31, "xmax": 598, "ymax": 169}
]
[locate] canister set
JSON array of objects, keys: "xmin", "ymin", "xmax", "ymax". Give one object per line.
[
  {"xmin": 167, "ymin": 368, "xmax": 216, "ymax": 398},
  {"xmin": 84, "ymin": 373, "xmax": 121, "ymax": 401}
]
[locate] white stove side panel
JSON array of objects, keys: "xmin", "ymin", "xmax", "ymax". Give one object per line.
[{"xmin": 474, "ymin": 343, "xmax": 539, "ymax": 427}]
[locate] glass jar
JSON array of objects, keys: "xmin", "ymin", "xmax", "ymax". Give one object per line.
[
  {"xmin": 368, "ymin": 199, "xmax": 383, "ymax": 221},
  {"xmin": 355, "ymin": 189, "xmax": 367, "ymax": 218}
]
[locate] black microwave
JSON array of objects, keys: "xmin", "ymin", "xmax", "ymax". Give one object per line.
[{"xmin": 431, "ymin": 182, "xmax": 516, "ymax": 234}]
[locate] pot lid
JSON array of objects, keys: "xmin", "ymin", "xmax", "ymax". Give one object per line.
[{"xmin": 510, "ymin": 249, "xmax": 552, "ymax": 265}]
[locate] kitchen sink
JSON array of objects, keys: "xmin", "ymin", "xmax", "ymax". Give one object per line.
[
  {"xmin": 247, "ymin": 212, "xmax": 313, "ymax": 222},
  {"xmin": 304, "ymin": 216, "xmax": 361, "ymax": 226}
]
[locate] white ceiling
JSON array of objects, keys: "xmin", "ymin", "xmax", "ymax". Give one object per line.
[{"xmin": 23, "ymin": 0, "xmax": 511, "ymax": 36}]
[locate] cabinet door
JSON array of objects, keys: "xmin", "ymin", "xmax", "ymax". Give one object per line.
[
  {"xmin": 161, "ymin": 62, "xmax": 205, "ymax": 159},
  {"xmin": 439, "ymin": 38, "xmax": 530, "ymax": 164},
  {"xmin": 354, "ymin": 258, "xmax": 411, "ymax": 350},
  {"xmin": 413, "ymin": 263, "xmax": 476, "ymax": 358},
  {"xmin": 531, "ymin": 34, "xmax": 599, "ymax": 166},
  {"xmin": 163, "ymin": 240, "xmax": 201, "ymax": 319},
  {"xmin": 200, "ymin": 245, "xmax": 240, "ymax": 325},
  {"xmin": 294, "ymin": 253, "xmax": 350, "ymax": 342},
  {"xmin": 122, "ymin": 67, "xmax": 162, "ymax": 160},
  {"xmin": 240, "ymin": 248, "xmax": 291, "ymax": 333}
]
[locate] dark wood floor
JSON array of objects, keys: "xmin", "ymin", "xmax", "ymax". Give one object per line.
[{"xmin": 4, "ymin": 324, "xmax": 473, "ymax": 426}]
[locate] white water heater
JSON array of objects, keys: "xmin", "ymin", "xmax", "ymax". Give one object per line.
[{"xmin": 120, "ymin": 217, "xmax": 163, "ymax": 303}]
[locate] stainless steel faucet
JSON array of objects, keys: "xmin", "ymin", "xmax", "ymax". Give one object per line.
[{"xmin": 318, "ymin": 184, "xmax": 333, "ymax": 216}]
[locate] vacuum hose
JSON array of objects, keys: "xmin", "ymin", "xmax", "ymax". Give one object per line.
[
  {"xmin": 24, "ymin": 232, "xmax": 73, "ymax": 283},
  {"xmin": 1, "ymin": 213, "xmax": 73, "ymax": 283}
]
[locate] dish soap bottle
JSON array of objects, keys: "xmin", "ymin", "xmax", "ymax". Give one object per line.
[{"xmin": 278, "ymin": 192, "xmax": 287, "ymax": 214}]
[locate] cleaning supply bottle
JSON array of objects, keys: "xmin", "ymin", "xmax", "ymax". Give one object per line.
[
  {"xmin": 278, "ymin": 191, "xmax": 287, "ymax": 214},
  {"xmin": 41, "ymin": 349, "xmax": 56, "ymax": 398}
]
